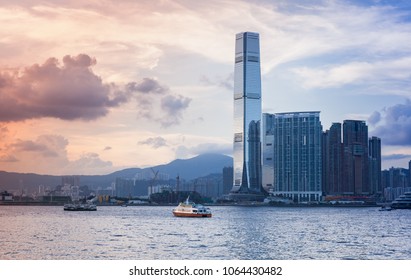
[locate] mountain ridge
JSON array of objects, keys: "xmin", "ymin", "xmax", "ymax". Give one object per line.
[{"xmin": 0, "ymin": 153, "xmax": 233, "ymax": 193}]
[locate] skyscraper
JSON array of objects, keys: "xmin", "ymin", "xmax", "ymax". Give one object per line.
[
  {"xmin": 231, "ymin": 32, "xmax": 263, "ymax": 200},
  {"xmin": 323, "ymin": 123, "xmax": 343, "ymax": 195},
  {"xmin": 369, "ymin": 136, "xmax": 381, "ymax": 195},
  {"xmin": 262, "ymin": 112, "xmax": 323, "ymax": 202},
  {"xmin": 342, "ymin": 120, "xmax": 369, "ymax": 195}
]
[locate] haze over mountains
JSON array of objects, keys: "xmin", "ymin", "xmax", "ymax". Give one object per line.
[{"xmin": 0, "ymin": 154, "xmax": 233, "ymax": 193}]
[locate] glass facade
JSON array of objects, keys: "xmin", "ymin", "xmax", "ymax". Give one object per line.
[
  {"xmin": 262, "ymin": 112, "xmax": 323, "ymax": 202},
  {"xmin": 232, "ymin": 32, "xmax": 262, "ymax": 193}
]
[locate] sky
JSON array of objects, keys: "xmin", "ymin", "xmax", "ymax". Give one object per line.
[{"xmin": 1, "ymin": 0, "xmax": 411, "ymax": 175}]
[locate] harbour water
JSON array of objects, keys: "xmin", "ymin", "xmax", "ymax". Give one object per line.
[{"xmin": 1, "ymin": 205, "xmax": 410, "ymax": 260}]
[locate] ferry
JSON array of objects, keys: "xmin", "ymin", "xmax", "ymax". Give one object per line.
[
  {"xmin": 391, "ymin": 192, "xmax": 411, "ymax": 209},
  {"xmin": 172, "ymin": 197, "xmax": 212, "ymax": 217},
  {"xmin": 64, "ymin": 202, "xmax": 97, "ymax": 211}
]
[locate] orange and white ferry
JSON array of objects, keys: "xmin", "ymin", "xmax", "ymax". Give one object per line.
[{"xmin": 172, "ymin": 197, "xmax": 212, "ymax": 218}]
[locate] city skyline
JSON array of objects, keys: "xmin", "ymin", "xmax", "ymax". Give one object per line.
[{"xmin": 1, "ymin": 0, "xmax": 411, "ymax": 175}]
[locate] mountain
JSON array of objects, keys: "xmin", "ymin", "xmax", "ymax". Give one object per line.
[
  {"xmin": 0, "ymin": 153, "xmax": 233, "ymax": 193},
  {"xmin": 152, "ymin": 153, "xmax": 233, "ymax": 180}
]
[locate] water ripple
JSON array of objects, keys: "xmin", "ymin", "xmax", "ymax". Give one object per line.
[{"xmin": 1, "ymin": 206, "xmax": 411, "ymax": 259}]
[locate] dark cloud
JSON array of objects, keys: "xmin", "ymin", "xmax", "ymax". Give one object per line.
[
  {"xmin": 371, "ymin": 99, "xmax": 411, "ymax": 145},
  {"xmin": 0, "ymin": 54, "xmax": 131, "ymax": 122},
  {"xmin": 127, "ymin": 79, "xmax": 192, "ymax": 127},
  {"xmin": 161, "ymin": 94, "xmax": 190, "ymax": 114},
  {"xmin": 126, "ymin": 78, "xmax": 168, "ymax": 94},
  {"xmin": 138, "ymin": 137, "xmax": 167, "ymax": 149},
  {"xmin": 159, "ymin": 94, "xmax": 191, "ymax": 127},
  {"xmin": 368, "ymin": 111, "xmax": 381, "ymax": 126},
  {"xmin": 103, "ymin": 146, "xmax": 112, "ymax": 151}
]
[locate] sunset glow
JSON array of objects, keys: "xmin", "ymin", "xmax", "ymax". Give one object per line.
[{"xmin": 1, "ymin": 0, "xmax": 411, "ymax": 175}]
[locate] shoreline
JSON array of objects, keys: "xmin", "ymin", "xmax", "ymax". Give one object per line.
[{"xmin": 0, "ymin": 201, "xmax": 381, "ymax": 208}]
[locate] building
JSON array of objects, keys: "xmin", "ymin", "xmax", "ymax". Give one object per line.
[
  {"xmin": 230, "ymin": 31, "xmax": 264, "ymax": 201},
  {"xmin": 262, "ymin": 112, "xmax": 323, "ymax": 202},
  {"xmin": 323, "ymin": 123, "xmax": 343, "ymax": 195},
  {"xmin": 342, "ymin": 120, "xmax": 369, "ymax": 195},
  {"xmin": 115, "ymin": 177, "xmax": 135, "ymax": 198},
  {"xmin": 1, "ymin": 191, "xmax": 13, "ymax": 201},
  {"xmin": 61, "ymin": 176, "xmax": 80, "ymax": 187},
  {"xmin": 222, "ymin": 166, "xmax": 233, "ymax": 195},
  {"xmin": 323, "ymin": 120, "xmax": 381, "ymax": 198},
  {"xmin": 382, "ymin": 167, "xmax": 411, "ymax": 201},
  {"xmin": 369, "ymin": 136, "xmax": 382, "ymax": 195}
]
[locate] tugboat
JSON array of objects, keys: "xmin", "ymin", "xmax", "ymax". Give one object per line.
[
  {"xmin": 391, "ymin": 192, "xmax": 411, "ymax": 209},
  {"xmin": 172, "ymin": 196, "xmax": 212, "ymax": 217}
]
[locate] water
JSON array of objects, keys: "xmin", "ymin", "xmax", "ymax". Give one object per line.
[{"xmin": 0, "ymin": 205, "xmax": 410, "ymax": 260}]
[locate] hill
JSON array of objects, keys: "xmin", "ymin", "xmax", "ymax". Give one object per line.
[{"xmin": 0, "ymin": 153, "xmax": 233, "ymax": 193}]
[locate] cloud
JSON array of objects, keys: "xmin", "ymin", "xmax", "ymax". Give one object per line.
[
  {"xmin": 10, "ymin": 135, "xmax": 69, "ymax": 158},
  {"xmin": 382, "ymin": 153, "xmax": 411, "ymax": 161},
  {"xmin": 126, "ymin": 78, "xmax": 192, "ymax": 127},
  {"xmin": 175, "ymin": 142, "xmax": 232, "ymax": 159},
  {"xmin": 0, "ymin": 124, "xmax": 8, "ymax": 140},
  {"xmin": 0, "ymin": 133, "xmax": 114, "ymax": 174},
  {"xmin": 0, "ymin": 54, "xmax": 133, "ymax": 122},
  {"xmin": 199, "ymin": 73, "xmax": 234, "ymax": 91},
  {"xmin": 138, "ymin": 137, "xmax": 168, "ymax": 149},
  {"xmin": 368, "ymin": 111, "xmax": 381, "ymax": 126},
  {"xmin": 67, "ymin": 152, "xmax": 113, "ymax": 171},
  {"xmin": 371, "ymin": 99, "xmax": 411, "ymax": 146},
  {"xmin": 103, "ymin": 146, "xmax": 112, "ymax": 151},
  {"xmin": 292, "ymin": 57, "xmax": 411, "ymax": 93},
  {"xmin": 0, "ymin": 55, "xmax": 192, "ymax": 127},
  {"xmin": 10, "ymin": 140, "xmax": 59, "ymax": 157},
  {"xmin": 0, "ymin": 154, "xmax": 18, "ymax": 163},
  {"xmin": 127, "ymin": 78, "xmax": 168, "ymax": 94},
  {"xmin": 159, "ymin": 94, "xmax": 191, "ymax": 127}
]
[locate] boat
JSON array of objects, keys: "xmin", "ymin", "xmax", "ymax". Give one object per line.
[
  {"xmin": 172, "ymin": 197, "xmax": 212, "ymax": 217},
  {"xmin": 64, "ymin": 202, "xmax": 97, "ymax": 211},
  {"xmin": 391, "ymin": 192, "xmax": 411, "ymax": 209},
  {"xmin": 379, "ymin": 205, "xmax": 392, "ymax": 211}
]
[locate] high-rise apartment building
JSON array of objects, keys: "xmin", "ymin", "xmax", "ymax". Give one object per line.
[
  {"xmin": 323, "ymin": 121, "xmax": 382, "ymax": 197},
  {"xmin": 369, "ymin": 136, "xmax": 382, "ymax": 195},
  {"xmin": 231, "ymin": 32, "xmax": 263, "ymax": 200},
  {"xmin": 262, "ymin": 112, "xmax": 323, "ymax": 202},
  {"xmin": 323, "ymin": 123, "xmax": 343, "ymax": 195},
  {"xmin": 342, "ymin": 120, "xmax": 369, "ymax": 195},
  {"xmin": 222, "ymin": 166, "xmax": 234, "ymax": 195}
]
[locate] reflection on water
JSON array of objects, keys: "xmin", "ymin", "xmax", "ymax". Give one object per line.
[{"xmin": 0, "ymin": 206, "xmax": 410, "ymax": 260}]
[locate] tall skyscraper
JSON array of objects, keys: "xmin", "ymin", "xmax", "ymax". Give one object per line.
[
  {"xmin": 231, "ymin": 32, "xmax": 263, "ymax": 200},
  {"xmin": 262, "ymin": 112, "xmax": 323, "ymax": 202},
  {"xmin": 369, "ymin": 136, "xmax": 381, "ymax": 195}
]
